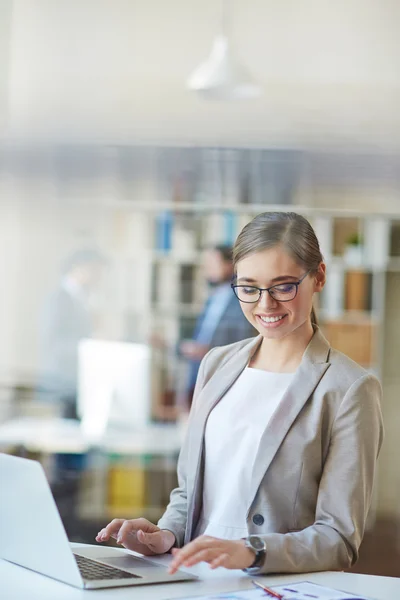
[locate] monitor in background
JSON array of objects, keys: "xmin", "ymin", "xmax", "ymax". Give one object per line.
[{"xmin": 77, "ymin": 339, "xmax": 151, "ymax": 438}]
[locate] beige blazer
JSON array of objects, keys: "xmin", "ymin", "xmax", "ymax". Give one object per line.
[{"xmin": 158, "ymin": 328, "xmax": 384, "ymax": 574}]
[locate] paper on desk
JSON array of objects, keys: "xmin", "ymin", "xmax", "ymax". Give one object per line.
[
  {"xmin": 173, "ymin": 580, "xmax": 373, "ymax": 600},
  {"xmin": 270, "ymin": 580, "xmax": 372, "ymax": 599}
]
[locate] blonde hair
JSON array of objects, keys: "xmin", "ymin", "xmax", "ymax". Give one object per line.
[{"xmin": 233, "ymin": 212, "xmax": 323, "ymax": 325}]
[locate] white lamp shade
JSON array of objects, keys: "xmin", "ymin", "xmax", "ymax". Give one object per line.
[{"xmin": 187, "ymin": 34, "xmax": 261, "ymax": 101}]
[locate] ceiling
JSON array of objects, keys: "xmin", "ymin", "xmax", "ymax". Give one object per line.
[{"xmin": 2, "ymin": 0, "xmax": 400, "ymax": 149}]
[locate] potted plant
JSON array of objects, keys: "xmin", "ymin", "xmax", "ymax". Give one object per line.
[{"xmin": 344, "ymin": 232, "xmax": 364, "ymax": 267}]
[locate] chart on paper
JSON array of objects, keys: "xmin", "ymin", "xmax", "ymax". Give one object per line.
[{"xmin": 175, "ymin": 580, "xmax": 372, "ymax": 600}]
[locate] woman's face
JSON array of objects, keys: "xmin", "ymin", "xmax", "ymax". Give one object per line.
[{"xmin": 235, "ymin": 245, "xmax": 325, "ymax": 340}]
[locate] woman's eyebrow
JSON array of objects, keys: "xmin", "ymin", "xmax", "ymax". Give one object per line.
[{"xmin": 236, "ymin": 275, "xmax": 299, "ymax": 284}]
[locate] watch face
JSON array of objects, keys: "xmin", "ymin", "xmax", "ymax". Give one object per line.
[{"xmin": 249, "ymin": 536, "xmax": 265, "ymax": 551}]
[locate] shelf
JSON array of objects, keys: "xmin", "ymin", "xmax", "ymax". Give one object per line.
[
  {"xmin": 319, "ymin": 310, "xmax": 380, "ymax": 324},
  {"xmin": 151, "ymin": 303, "xmax": 202, "ymax": 316},
  {"xmin": 387, "ymin": 258, "xmax": 400, "ymax": 272},
  {"xmin": 328, "ymin": 256, "xmax": 386, "ymax": 272},
  {"xmin": 152, "ymin": 251, "xmax": 202, "ymax": 265},
  {"xmin": 78, "ymin": 505, "xmax": 165, "ymax": 522},
  {"xmin": 103, "ymin": 200, "xmax": 400, "ymax": 219}
]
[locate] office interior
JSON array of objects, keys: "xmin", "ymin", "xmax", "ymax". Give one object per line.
[{"xmin": 1, "ymin": 0, "xmax": 400, "ymax": 580}]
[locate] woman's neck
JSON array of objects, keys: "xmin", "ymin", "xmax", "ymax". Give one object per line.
[{"xmin": 250, "ymin": 321, "xmax": 314, "ymax": 373}]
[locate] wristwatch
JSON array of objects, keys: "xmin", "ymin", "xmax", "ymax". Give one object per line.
[{"xmin": 243, "ymin": 535, "xmax": 267, "ymax": 573}]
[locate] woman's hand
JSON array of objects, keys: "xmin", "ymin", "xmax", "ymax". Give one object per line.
[
  {"xmin": 95, "ymin": 518, "xmax": 176, "ymax": 556},
  {"xmin": 168, "ymin": 535, "xmax": 255, "ymax": 573}
]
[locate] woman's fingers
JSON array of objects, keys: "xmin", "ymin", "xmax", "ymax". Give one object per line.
[
  {"xmin": 210, "ymin": 553, "xmax": 229, "ymax": 569},
  {"xmin": 116, "ymin": 520, "xmax": 138, "ymax": 544},
  {"xmin": 96, "ymin": 519, "xmax": 124, "ymax": 542},
  {"xmin": 96, "ymin": 518, "xmax": 160, "ymax": 545},
  {"xmin": 168, "ymin": 537, "xmax": 218, "ymax": 573},
  {"xmin": 138, "ymin": 529, "xmax": 176, "ymax": 554},
  {"xmin": 181, "ymin": 548, "xmax": 220, "ymax": 567}
]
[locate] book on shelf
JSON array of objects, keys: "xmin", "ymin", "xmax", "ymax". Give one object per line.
[
  {"xmin": 321, "ymin": 319, "xmax": 375, "ymax": 367},
  {"xmin": 179, "ymin": 264, "xmax": 196, "ymax": 305},
  {"xmin": 179, "ymin": 315, "xmax": 198, "ymax": 341},
  {"xmin": 313, "ymin": 216, "xmax": 333, "ymax": 262},
  {"xmin": 389, "ymin": 221, "xmax": 400, "ymax": 257},
  {"xmin": 321, "ymin": 262, "xmax": 345, "ymax": 319},
  {"xmin": 153, "ymin": 261, "xmax": 179, "ymax": 306},
  {"xmin": 345, "ymin": 271, "xmax": 372, "ymax": 312},
  {"xmin": 155, "ymin": 210, "xmax": 173, "ymax": 253},
  {"xmin": 107, "ymin": 459, "xmax": 147, "ymax": 513},
  {"xmin": 363, "ymin": 217, "xmax": 390, "ymax": 268}
]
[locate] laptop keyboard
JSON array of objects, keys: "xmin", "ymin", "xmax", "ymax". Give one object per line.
[{"xmin": 74, "ymin": 554, "xmax": 142, "ymax": 581}]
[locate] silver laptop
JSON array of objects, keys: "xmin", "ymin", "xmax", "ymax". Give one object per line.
[{"xmin": 0, "ymin": 453, "xmax": 196, "ymax": 589}]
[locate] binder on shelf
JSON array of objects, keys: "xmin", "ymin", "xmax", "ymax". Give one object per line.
[
  {"xmin": 179, "ymin": 265, "xmax": 196, "ymax": 304},
  {"xmin": 389, "ymin": 221, "xmax": 400, "ymax": 257},
  {"xmin": 345, "ymin": 271, "xmax": 371, "ymax": 312},
  {"xmin": 222, "ymin": 149, "xmax": 241, "ymax": 205},
  {"xmin": 154, "ymin": 261, "xmax": 179, "ymax": 306},
  {"xmin": 322, "ymin": 319, "xmax": 375, "ymax": 367},
  {"xmin": 155, "ymin": 210, "xmax": 173, "ymax": 253},
  {"xmin": 363, "ymin": 217, "xmax": 390, "ymax": 269},
  {"xmin": 321, "ymin": 262, "xmax": 345, "ymax": 319},
  {"xmin": 313, "ymin": 216, "xmax": 333, "ymax": 262},
  {"xmin": 146, "ymin": 459, "xmax": 178, "ymax": 508},
  {"xmin": 247, "ymin": 149, "xmax": 263, "ymax": 205},
  {"xmin": 107, "ymin": 459, "xmax": 147, "ymax": 513},
  {"xmin": 201, "ymin": 213, "xmax": 226, "ymax": 246},
  {"xmin": 222, "ymin": 211, "xmax": 237, "ymax": 246},
  {"xmin": 172, "ymin": 213, "xmax": 197, "ymax": 255},
  {"xmin": 195, "ymin": 148, "xmax": 223, "ymax": 204},
  {"xmin": 179, "ymin": 315, "xmax": 198, "ymax": 340},
  {"xmin": 114, "ymin": 211, "xmax": 153, "ymax": 255}
]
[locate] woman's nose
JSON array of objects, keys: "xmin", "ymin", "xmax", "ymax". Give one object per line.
[{"xmin": 258, "ymin": 290, "xmax": 279, "ymax": 310}]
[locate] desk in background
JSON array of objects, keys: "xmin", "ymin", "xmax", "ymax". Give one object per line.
[{"xmin": 0, "ymin": 417, "xmax": 183, "ymax": 528}]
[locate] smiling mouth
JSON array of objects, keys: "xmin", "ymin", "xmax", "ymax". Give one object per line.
[{"xmin": 257, "ymin": 314, "xmax": 287, "ymax": 324}]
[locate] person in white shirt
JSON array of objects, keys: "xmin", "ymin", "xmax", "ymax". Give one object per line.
[
  {"xmin": 37, "ymin": 248, "xmax": 106, "ymax": 539},
  {"xmin": 96, "ymin": 212, "xmax": 383, "ymax": 575},
  {"xmin": 37, "ymin": 247, "xmax": 106, "ymax": 419}
]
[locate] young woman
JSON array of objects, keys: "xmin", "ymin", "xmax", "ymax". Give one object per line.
[{"xmin": 96, "ymin": 211, "xmax": 384, "ymax": 575}]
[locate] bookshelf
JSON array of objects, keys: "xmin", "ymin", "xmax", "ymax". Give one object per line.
[
  {"xmin": 5, "ymin": 144, "xmax": 400, "ymax": 526},
  {"xmin": 101, "ymin": 200, "xmax": 400, "ymax": 415}
]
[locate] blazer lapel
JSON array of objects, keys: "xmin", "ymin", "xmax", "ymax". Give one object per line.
[{"xmin": 248, "ymin": 328, "xmax": 331, "ymax": 507}]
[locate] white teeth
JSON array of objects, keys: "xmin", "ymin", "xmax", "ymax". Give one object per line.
[{"xmin": 259, "ymin": 315, "xmax": 284, "ymax": 323}]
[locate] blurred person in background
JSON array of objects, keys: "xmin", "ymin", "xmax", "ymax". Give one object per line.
[
  {"xmin": 37, "ymin": 247, "xmax": 107, "ymax": 540},
  {"xmin": 96, "ymin": 212, "xmax": 383, "ymax": 575},
  {"xmin": 179, "ymin": 244, "xmax": 256, "ymax": 409},
  {"xmin": 37, "ymin": 247, "xmax": 107, "ymax": 419}
]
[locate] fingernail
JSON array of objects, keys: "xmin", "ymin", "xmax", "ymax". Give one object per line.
[{"xmin": 101, "ymin": 534, "xmax": 106, "ymax": 540}]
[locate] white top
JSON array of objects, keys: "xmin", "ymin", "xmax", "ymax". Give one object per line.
[{"xmin": 196, "ymin": 367, "xmax": 295, "ymax": 540}]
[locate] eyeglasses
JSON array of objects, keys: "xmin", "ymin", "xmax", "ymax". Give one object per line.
[{"xmin": 231, "ymin": 270, "xmax": 311, "ymax": 304}]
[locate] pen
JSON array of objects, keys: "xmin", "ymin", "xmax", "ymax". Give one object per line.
[{"xmin": 252, "ymin": 579, "xmax": 284, "ymax": 599}]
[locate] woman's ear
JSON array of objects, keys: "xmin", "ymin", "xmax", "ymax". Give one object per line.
[{"xmin": 314, "ymin": 262, "xmax": 326, "ymax": 292}]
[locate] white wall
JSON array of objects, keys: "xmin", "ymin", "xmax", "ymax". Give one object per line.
[{"xmin": 0, "ymin": 0, "xmax": 13, "ymax": 136}]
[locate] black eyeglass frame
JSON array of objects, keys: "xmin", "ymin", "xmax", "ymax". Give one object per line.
[{"xmin": 231, "ymin": 269, "xmax": 312, "ymax": 304}]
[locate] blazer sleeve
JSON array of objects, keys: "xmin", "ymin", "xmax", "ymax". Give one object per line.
[
  {"xmin": 157, "ymin": 348, "xmax": 215, "ymax": 546},
  {"xmin": 257, "ymin": 373, "xmax": 384, "ymax": 574}
]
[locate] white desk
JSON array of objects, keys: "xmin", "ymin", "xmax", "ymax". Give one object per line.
[
  {"xmin": 1, "ymin": 544, "xmax": 400, "ymax": 600},
  {"xmin": 0, "ymin": 417, "xmax": 183, "ymax": 521},
  {"xmin": 0, "ymin": 417, "xmax": 183, "ymax": 455}
]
